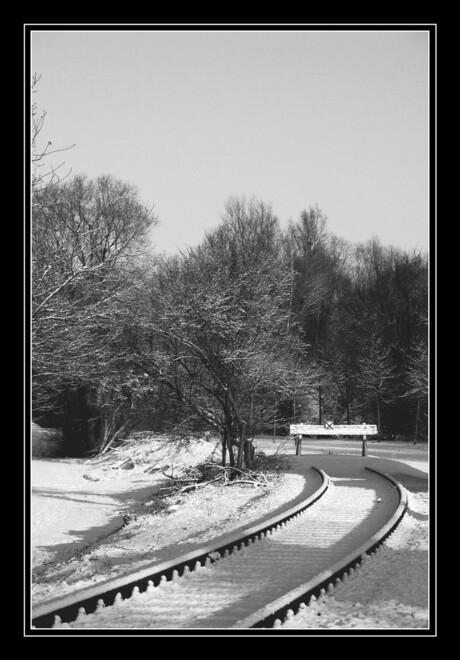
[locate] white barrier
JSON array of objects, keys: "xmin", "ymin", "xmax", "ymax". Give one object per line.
[{"xmin": 290, "ymin": 423, "xmax": 378, "ymax": 438}]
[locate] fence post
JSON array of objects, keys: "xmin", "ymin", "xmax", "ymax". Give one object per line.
[{"xmin": 296, "ymin": 434, "xmax": 302, "ymax": 456}]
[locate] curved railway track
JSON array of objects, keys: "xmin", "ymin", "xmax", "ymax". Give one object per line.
[{"xmin": 32, "ymin": 463, "xmax": 407, "ymax": 630}]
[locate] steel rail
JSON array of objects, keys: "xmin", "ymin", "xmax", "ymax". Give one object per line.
[
  {"xmin": 231, "ymin": 466, "xmax": 408, "ymax": 629},
  {"xmin": 32, "ymin": 466, "xmax": 407, "ymax": 631},
  {"xmin": 32, "ymin": 466, "xmax": 329, "ymax": 629}
]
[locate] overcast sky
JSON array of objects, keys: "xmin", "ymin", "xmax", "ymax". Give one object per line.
[{"xmin": 31, "ymin": 28, "xmax": 430, "ymax": 255}]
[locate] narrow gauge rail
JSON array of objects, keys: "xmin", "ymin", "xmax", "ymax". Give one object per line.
[
  {"xmin": 32, "ymin": 465, "xmax": 407, "ymax": 630},
  {"xmin": 32, "ymin": 466, "xmax": 327, "ymax": 628}
]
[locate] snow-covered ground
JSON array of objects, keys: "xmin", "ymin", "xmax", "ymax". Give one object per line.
[
  {"xmin": 31, "ymin": 438, "xmax": 215, "ymax": 569},
  {"xmin": 31, "ymin": 437, "xmax": 430, "ymax": 632},
  {"xmin": 31, "ymin": 438, "xmax": 307, "ymax": 604}
]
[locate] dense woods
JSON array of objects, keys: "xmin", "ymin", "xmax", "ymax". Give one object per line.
[
  {"xmin": 32, "ymin": 180, "xmax": 428, "ymax": 461},
  {"xmin": 31, "ymin": 86, "xmax": 428, "ymax": 463}
]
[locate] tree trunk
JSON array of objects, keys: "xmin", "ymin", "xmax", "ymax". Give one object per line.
[
  {"xmin": 223, "ymin": 426, "xmax": 235, "ymax": 467},
  {"xmin": 228, "ymin": 443, "xmax": 235, "ymax": 467},
  {"xmin": 223, "ymin": 394, "xmax": 235, "ymax": 467},
  {"xmin": 99, "ymin": 415, "xmax": 110, "ymax": 453},
  {"xmin": 414, "ymin": 398, "xmax": 420, "ymax": 445},
  {"xmin": 377, "ymin": 394, "xmax": 381, "ymax": 442},
  {"xmin": 237, "ymin": 421, "xmax": 247, "ymax": 470},
  {"xmin": 99, "ymin": 421, "xmax": 128, "ymax": 455},
  {"xmin": 61, "ymin": 386, "xmax": 97, "ymax": 456},
  {"xmin": 221, "ymin": 432, "xmax": 227, "ymax": 466},
  {"xmin": 318, "ymin": 386, "xmax": 322, "ymax": 425},
  {"xmin": 227, "ymin": 431, "xmax": 235, "ymax": 467},
  {"xmin": 346, "ymin": 381, "xmax": 350, "ymax": 424},
  {"xmin": 244, "ymin": 438, "xmax": 254, "ymax": 468}
]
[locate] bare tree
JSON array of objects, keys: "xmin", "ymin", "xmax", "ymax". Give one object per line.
[
  {"xmin": 31, "ymin": 73, "xmax": 75, "ymax": 199},
  {"xmin": 32, "ymin": 174, "xmax": 157, "ymax": 452},
  {"xmin": 32, "ymin": 174, "xmax": 155, "ymax": 325},
  {"xmin": 145, "ymin": 198, "xmax": 316, "ymax": 469},
  {"xmin": 404, "ymin": 339, "xmax": 428, "ymax": 443},
  {"xmin": 356, "ymin": 331, "xmax": 397, "ymax": 433}
]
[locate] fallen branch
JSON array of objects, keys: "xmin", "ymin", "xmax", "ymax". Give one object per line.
[
  {"xmin": 32, "ymin": 573, "xmax": 45, "ymax": 589},
  {"xmin": 158, "ymin": 472, "xmax": 224, "ymax": 498},
  {"xmin": 225, "ymin": 480, "xmax": 266, "ymax": 487},
  {"xmin": 113, "ymin": 457, "xmax": 134, "ymax": 470},
  {"xmin": 161, "ymin": 471, "xmax": 199, "ymax": 484},
  {"xmin": 202, "ymin": 462, "xmax": 274, "ymax": 485}
]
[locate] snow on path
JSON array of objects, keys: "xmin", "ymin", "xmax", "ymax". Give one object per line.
[
  {"xmin": 67, "ymin": 462, "xmax": 397, "ymax": 629},
  {"xmin": 276, "ymin": 456, "xmax": 429, "ymax": 631},
  {"xmin": 279, "ymin": 491, "xmax": 429, "ymax": 629}
]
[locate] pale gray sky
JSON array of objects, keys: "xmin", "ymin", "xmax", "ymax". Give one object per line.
[{"xmin": 31, "ymin": 28, "xmax": 430, "ymax": 255}]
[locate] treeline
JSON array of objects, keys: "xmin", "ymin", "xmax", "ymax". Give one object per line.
[{"xmin": 32, "ymin": 178, "xmax": 428, "ymax": 464}]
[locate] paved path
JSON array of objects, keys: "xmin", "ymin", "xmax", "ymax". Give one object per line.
[
  {"xmin": 67, "ymin": 457, "xmax": 401, "ymax": 629},
  {"xmin": 255, "ymin": 437, "xmax": 429, "ymax": 472}
]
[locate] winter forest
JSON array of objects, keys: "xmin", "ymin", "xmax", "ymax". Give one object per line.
[{"xmin": 31, "ymin": 77, "xmax": 429, "ymax": 468}]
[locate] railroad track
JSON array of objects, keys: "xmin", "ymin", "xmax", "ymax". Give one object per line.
[{"xmin": 31, "ymin": 463, "xmax": 407, "ymax": 630}]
